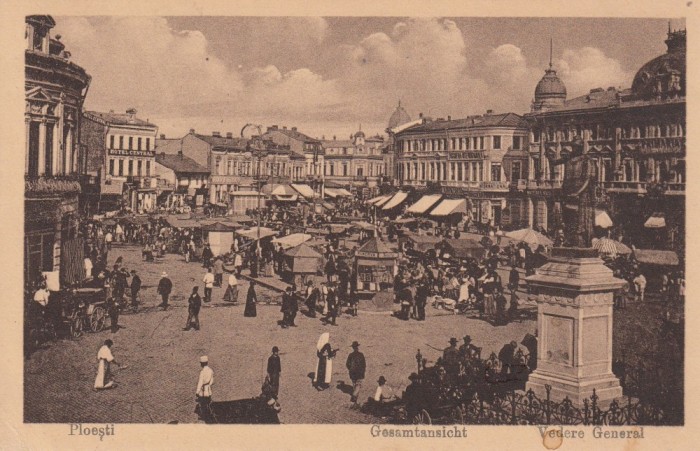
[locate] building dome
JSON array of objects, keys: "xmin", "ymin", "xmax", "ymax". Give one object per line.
[
  {"xmin": 631, "ymin": 29, "xmax": 685, "ymax": 100},
  {"xmin": 534, "ymin": 68, "xmax": 567, "ymax": 102},
  {"xmin": 354, "ymin": 130, "xmax": 365, "ymax": 138},
  {"xmin": 388, "ymin": 101, "xmax": 412, "ymax": 130}
]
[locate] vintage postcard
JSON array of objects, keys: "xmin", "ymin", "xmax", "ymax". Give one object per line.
[{"xmin": 1, "ymin": 0, "xmax": 696, "ymax": 449}]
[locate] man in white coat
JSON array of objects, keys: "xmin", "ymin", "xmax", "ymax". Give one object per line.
[{"xmin": 196, "ymin": 356, "xmax": 215, "ymax": 423}]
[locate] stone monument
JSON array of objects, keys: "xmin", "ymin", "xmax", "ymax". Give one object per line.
[{"xmin": 525, "ymin": 247, "xmax": 625, "ymax": 407}]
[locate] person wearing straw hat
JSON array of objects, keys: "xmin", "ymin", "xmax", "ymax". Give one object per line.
[
  {"xmin": 157, "ymin": 271, "xmax": 172, "ymax": 310},
  {"xmin": 346, "ymin": 341, "xmax": 366, "ymax": 404},
  {"xmin": 195, "ymin": 356, "xmax": 214, "ymax": 423},
  {"xmin": 372, "ymin": 376, "xmax": 396, "ymax": 403}
]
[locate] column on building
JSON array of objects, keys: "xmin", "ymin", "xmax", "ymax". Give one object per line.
[{"xmin": 38, "ymin": 118, "xmax": 47, "ymax": 175}]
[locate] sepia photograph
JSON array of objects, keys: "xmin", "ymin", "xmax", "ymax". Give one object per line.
[{"xmin": 10, "ymin": 3, "xmax": 692, "ymax": 446}]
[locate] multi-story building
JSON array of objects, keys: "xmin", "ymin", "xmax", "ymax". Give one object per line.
[
  {"xmin": 154, "ymin": 151, "xmax": 210, "ymax": 209},
  {"xmin": 321, "ymin": 129, "xmax": 385, "ymax": 194},
  {"xmin": 394, "ymin": 111, "xmax": 529, "ymax": 226},
  {"xmin": 523, "ymin": 27, "xmax": 685, "ymax": 250},
  {"xmin": 24, "ymin": 15, "xmax": 91, "ymax": 286},
  {"xmin": 81, "ymin": 109, "xmax": 159, "ymax": 213},
  {"xmin": 262, "ymin": 125, "xmax": 323, "ymax": 190},
  {"xmin": 156, "ymin": 130, "xmax": 294, "ymax": 204}
]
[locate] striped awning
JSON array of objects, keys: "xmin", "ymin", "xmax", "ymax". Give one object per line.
[
  {"xmin": 430, "ymin": 199, "xmax": 467, "ymax": 216},
  {"xmin": 374, "ymin": 195, "xmax": 394, "ymax": 207},
  {"xmin": 367, "ymin": 194, "xmax": 390, "ymax": 205},
  {"xmin": 325, "ymin": 188, "xmax": 340, "ymax": 198},
  {"xmin": 291, "ymin": 184, "xmax": 315, "ymax": 199},
  {"xmin": 337, "ymin": 188, "xmax": 353, "ymax": 196},
  {"xmin": 592, "ymin": 238, "xmax": 631, "ymax": 256},
  {"xmin": 382, "ymin": 191, "xmax": 408, "ymax": 210},
  {"xmin": 407, "ymin": 194, "xmax": 442, "ymax": 214}
]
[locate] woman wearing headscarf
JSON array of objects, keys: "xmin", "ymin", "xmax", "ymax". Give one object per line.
[{"xmin": 313, "ymin": 332, "xmax": 336, "ymax": 390}]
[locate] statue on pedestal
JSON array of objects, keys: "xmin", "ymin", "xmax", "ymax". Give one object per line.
[{"xmin": 561, "ymin": 136, "xmax": 596, "ymax": 247}]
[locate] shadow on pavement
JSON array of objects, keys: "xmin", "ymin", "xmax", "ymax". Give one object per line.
[{"xmin": 210, "ymin": 398, "xmax": 280, "ymax": 424}]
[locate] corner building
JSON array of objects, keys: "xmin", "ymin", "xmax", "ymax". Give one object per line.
[
  {"xmin": 523, "ymin": 28, "xmax": 685, "ymax": 251},
  {"xmin": 24, "ymin": 15, "xmax": 91, "ymax": 286}
]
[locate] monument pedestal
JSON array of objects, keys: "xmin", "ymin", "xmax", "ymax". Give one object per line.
[{"xmin": 525, "ymin": 248, "xmax": 625, "ymax": 407}]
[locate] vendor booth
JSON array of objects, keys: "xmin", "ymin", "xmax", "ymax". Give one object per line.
[
  {"xmin": 202, "ymin": 222, "xmax": 238, "ymax": 256},
  {"xmin": 272, "ymin": 233, "xmax": 313, "ymax": 250},
  {"xmin": 354, "ymin": 238, "xmax": 398, "ymax": 293},
  {"xmin": 633, "ymin": 248, "xmax": 680, "ymax": 292},
  {"xmin": 283, "ymin": 244, "xmax": 322, "ymax": 287},
  {"xmin": 442, "ymin": 238, "xmax": 485, "ymax": 261}
]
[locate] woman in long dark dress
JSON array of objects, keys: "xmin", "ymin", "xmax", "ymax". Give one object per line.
[{"xmin": 244, "ymin": 281, "xmax": 257, "ymax": 317}]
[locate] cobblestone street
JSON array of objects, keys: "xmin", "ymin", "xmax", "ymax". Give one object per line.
[{"xmin": 25, "ymin": 245, "xmax": 536, "ymax": 424}]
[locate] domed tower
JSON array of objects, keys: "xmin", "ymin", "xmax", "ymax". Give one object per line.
[
  {"xmin": 353, "ymin": 125, "xmax": 366, "ymax": 146},
  {"xmin": 531, "ymin": 39, "xmax": 567, "ymax": 112},
  {"xmin": 387, "ymin": 100, "xmax": 412, "ymax": 130},
  {"xmin": 631, "ymin": 25, "xmax": 685, "ymax": 100}
]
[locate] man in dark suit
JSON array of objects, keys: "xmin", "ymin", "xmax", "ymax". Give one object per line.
[
  {"xmin": 267, "ymin": 346, "xmax": 281, "ymax": 399},
  {"xmin": 346, "ymin": 341, "xmax": 366, "ymax": 404},
  {"xmin": 157, "ymin": 271, "xmax": 173, "ymax": 310}
]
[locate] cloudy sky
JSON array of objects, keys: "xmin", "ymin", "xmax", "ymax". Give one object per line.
[{"xmin": 54, "ymin": 16, "xmax": 683, "ymax": 140}]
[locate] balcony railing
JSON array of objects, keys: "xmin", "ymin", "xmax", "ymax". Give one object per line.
[
  {"xmin": 25, "ymin": 175, "xmax": 82, "ymax": 196},
  {"xmin": 599, "ymin": 180, "xmax": 685, "ymax": 195},
  {"xmin": 515, "ymin": 179, "xmax": 563, "ymax": 190},
  {"xmin": 439, "ymin": 180, "xmax": 510, "ymax": 191}
]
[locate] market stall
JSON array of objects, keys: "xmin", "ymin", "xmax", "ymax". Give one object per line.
[
  {"xmin": 354, "ymin": 238, "xmax": 398, "ymax": 293},
  {"xmin": 202, "ymin": 222, "xmax": 238, "ymax": 256},
  {"xmin": 283, "ymin": 243, "xmax": 322, "ymax": 287},
  {"xmin": 441, "ymin": 238, "xmax": 485, "ymax": 261},
  {"xmin": 272, "ymin": 233, "xmax": 313, "ymax": 250},
  {"xmin": 633, "ymin": 248, "xmax": 680, "ymax": 292}
]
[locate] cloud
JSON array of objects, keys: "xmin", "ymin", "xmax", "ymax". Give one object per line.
[
  {"xmin": 54, "ymin": 17, "xmax": 634, "ymax": 138},
  {"xmin": 55, "ymin": 17, "xmax": 243, "ymax": 116},
  {"xmin": 556, "ymin": 47, "xmax": 632, "ymax": 96},
  {"xmin": 340, "ymin": 18, "xmax": 489, "ymax": 121}
]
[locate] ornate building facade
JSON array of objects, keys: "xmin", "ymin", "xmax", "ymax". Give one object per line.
[
  {"xmin": 523, "ymin": 27, "xmax": 685, "ymax": 251},
  {"xmin": 321, "ymin": 129, "xmax": 385, "ymax": 193},
  {"xmin": 394, "ymin": 112, "xmax": 529, "ymax": 226},
  {"xmin": 25, "ymin": 15, "xmax": 91, "ymax": 286}
]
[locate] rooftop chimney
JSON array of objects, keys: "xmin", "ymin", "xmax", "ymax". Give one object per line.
[
  {"xmin": 268, "ymin": 125, "xmax": 278, "ymax": 131},
  {"xmin": 212, "ymin": 131, "xmax": 221, "ymax": 137},
  {"xmin": 486, "ymin": 109, "xmax": 493, "ymax": 115},
  {"xmin": 291, "ymin": 127, "xmax": 297, "ymax": 132},
  {"xmin": 447, "ymin": 115, "xmax": 451, "ymax": 121},
  {"xmin": 109, "ymin": 109, "xmax": 114, "ymax": 113},
  {"xmin": 419, "ymin": 112, "xmax": 423, "ymax": 118},
  {"xmin": 283, "ymin": 126, "xmax": 287, "ymax": 130},
  {"xmin": 226, "ymin": 132, "xmax": 233, "ymax": 139},
  {"xmin": 126, "ymin": 108, "xmax": 137, "ymax": 118},
  {"xmin": 189, "ymin": 128, "xmax": 195, "ymax": 134},
  {"xmin": 333, "ymin": 135, "xmax": 336, "ymax": 140},
  {"xmin": 160, "ymin": 134, "xmax": 165, "ymax": 139}
]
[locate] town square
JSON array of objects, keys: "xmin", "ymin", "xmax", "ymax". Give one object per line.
[{"xmin": 22, "ymin": 14, "xmax": 684, "ymax": 426}]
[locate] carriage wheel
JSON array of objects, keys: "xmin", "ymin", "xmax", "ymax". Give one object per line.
[
  {"xmin": 69, "ymin": 314, "xmax": 83, "ymax": 338},
  {"xmin": 450, "ymin": 405, "xmax": 465, "ymax": 424},
  {"xmin": 412, "ymin": 409, "xmax": 432, "ymax": 425},
  {"xmin": 90, "ymin": 306, "xmax": 107, "ymax": 332}
]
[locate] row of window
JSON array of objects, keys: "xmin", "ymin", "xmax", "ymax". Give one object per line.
[
  {"xmin": 109, "ymin": 135, "xmax": 152, "ymax": 151},
  {"xmin": 326, "ymin": 147, "xmax": 381, "ymax": 155},
  {"xmin": 398, "ymin": 135, "xmax": 522, "ymax": 153},
  {"xmin": 325, "ymin": 163, "xmax": 383, "ymax": 177},
  {"xmin": 108, "ymin": 158, "xmax": 151, "ymax": 177},
  {"xmin": 532, "ymin": 123, "xmax": 685, "ymax": 142}
]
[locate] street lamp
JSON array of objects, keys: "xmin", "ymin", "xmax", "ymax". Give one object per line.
[{"xmin": 242, "ymin": 124, "xmax": 266, "ymax": 270}]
